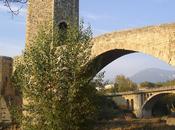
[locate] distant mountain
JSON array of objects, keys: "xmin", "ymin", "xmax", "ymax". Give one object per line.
[{"xmin": 129, "ymin": 68, "xmax": 175, "ymax": 83}]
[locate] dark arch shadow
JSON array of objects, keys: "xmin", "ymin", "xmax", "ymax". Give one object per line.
[
  {"xmin": 84, "ymin": 49, "xmax": 136, "ymax": 78},
  {"xmin": 59, "ymin": 22, "xmax": 67, "ymax": 31},
  {"xmin": 142, "ymin": 93, "xmax": 175, "ymax": 117}
]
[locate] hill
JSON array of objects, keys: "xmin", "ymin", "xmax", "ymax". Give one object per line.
[{"xmin": 130, "ymin": 68, "xmax": 175, "ymax": 83}]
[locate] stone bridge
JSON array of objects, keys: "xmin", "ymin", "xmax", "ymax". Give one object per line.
[
  {"xmin": 89, "ymin": 23, "xmax": 175, "ymax": 77},
  {"xmin": 1, "ymin": 0, "xmax": 175, "ymax": 124},
  {"xmin": 25, "ymin": 0, "xmax": 175, "ymax": 78},
  {"xmin": 108, "ymin": 86, "xmax": 175, "ymax": 118},
  {"xmin": 22, "ymin": 0, "xmax": 175, "ymax": 78}
]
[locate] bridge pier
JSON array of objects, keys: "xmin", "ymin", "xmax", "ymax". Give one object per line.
[
  {"xmin": 134, "ymin": 109, "xmax": 143, "ymax": 118},
  {"xmin": 121, "ymin": 94, "xmax": 143, "ymax": 118},
  {"xmin": 142, "ymin": 109, "xmax": 152, "ymax": 118}
]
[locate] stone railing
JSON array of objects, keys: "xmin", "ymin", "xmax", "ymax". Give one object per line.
[{"xmin": 107, "ymin": 86, "xmax": 175, "ymax": 96}]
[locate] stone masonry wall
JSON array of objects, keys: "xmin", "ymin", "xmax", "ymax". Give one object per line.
[
  {"xmin": 26, "ymin": 0, "xmax": 79, "ymax": 47},
  {"xmin": 0, "ymin": 56, "xmax": 13, "ymax": 96},
  {"xmin": 0, "ymin": 56, "xmax": 13, "ymax": 123},
  {"xmin": 26, "ymin": 0, "xmax": 54, "ymax": 46},
  {"xmin": 92, "ymin": 23, "xmax": 175, "ymax": 67},
  {"xmin": 54, "ymin": 0, "xmax": 79, "ymax": 26}
]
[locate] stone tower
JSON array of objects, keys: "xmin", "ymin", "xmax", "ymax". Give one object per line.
[
  {"xmin": 26, "ymin": 0, "xmax": 79, "ymax": 46},
  {"xmin": 0, "ymin": 56, "xmax": 13, "ymax": 96},
  {"xmin": 0, "ymin": 56, "xmax": 13, "ymax": 123}
]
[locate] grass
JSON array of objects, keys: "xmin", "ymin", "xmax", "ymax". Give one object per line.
[{"xmin": 95, "ymin": 117, "xmax": 175, "ymax": 130}]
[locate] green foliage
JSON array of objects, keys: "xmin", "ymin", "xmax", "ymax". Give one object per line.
[
  {"xmin": 139, "ymin": 81, "xmax": 156, "ymax": 89},
  {"xmin": 156, "ymin": 79, "xmax": 175, "ymax": 87},
  {"xmin": 114, "ymin": 75, "xmax": 138, "ymax": 92},
  {"xmin": 96, "ymin": 95, "xmax": 118, "ymax": 120},
  {"xmin": 139, "ymin": 79, "xmax": 175, "ymax": 89},
  {"xmin": 12, "ymin": 22, "xmax": 100, "ymax": 130}
]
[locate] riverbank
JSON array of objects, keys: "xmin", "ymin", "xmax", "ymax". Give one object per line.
[{"xmin": 96, "ymin": 117, "xmax": 175, "ymax": 130}]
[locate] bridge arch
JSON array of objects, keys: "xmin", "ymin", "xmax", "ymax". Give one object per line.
[
  {"xmin": 141, "ymin": 92, "xmax": 175, "ymax": 118},
  {"xmin": 86, "ymin": 49, "xmax": 135, "ymax": 77},
  {"xmin": 89, "ymin": 23, "xmax": 175, "ymax": 76}
]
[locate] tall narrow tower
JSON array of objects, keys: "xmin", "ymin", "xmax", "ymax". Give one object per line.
[{"xmin": 26, "ymin": 0, "xmax": 79, "ymax": 46}]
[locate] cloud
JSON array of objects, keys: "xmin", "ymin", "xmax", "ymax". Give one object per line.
[
  {"xmin": 0, "ymin": 4, "xmax": 9, "ymax": 12},
  {"xmin": 80, "ymin": 12, "xmax": 113, "ymax": 21},
  {"xmin": 80, "ymin": 12, "xmax": 114, "ymax": 36},
  {"xmin": 0, "ymin": 3, "xmax": 27, "ymax": 16},
  {"xmin": 0, "ymin": 3, "xmax": 26, "ymax": 27},
  {"xmin": 85, "ymin": 14, "xmax": 100, "ymax": 21}
]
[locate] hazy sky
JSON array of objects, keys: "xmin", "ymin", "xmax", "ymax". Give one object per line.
[{"xmin": 0, "ymin": 0, "xmax": 175, "ymax": 81}]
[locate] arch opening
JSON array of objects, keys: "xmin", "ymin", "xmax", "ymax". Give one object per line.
[
  {"xmin": 88, "ymin": 48, "xmax": 175, "ymax": 81},
  {"xmin": 152, "ymin": 99, "xmax": 170, "ymax": 117},
  {"xmin": 86, "ymin": 49, "xmax": 136, "ymax": 78},
  {"xmin": 89, "ymin": 48, "xmax": 175, "ymax": 118},
  {"xmin": 58, "ymin": 22, "xmax": 67, "ymax": 32},
  {"xmin": 142, "ymin": 93, "xmax": 175, "ymax": 118}
]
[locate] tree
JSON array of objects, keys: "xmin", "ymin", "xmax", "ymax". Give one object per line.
[
  {"xmin": 139, "ymin": 81, "xmax": 155, "ymax": 89},
  {"xmin": 139, "ymin": 79, "xmax": 175, "ymax": 89},
  {"xmin": 114, "ymin": 75, "xmax": 137, "ymax": 92},
  {"xmin": 12, "ymin": 22, "xmax": 100, "ymax": 130},
  {"xmin": 157, "ymin": 79, "xmax": 175, "ymax": 87}
]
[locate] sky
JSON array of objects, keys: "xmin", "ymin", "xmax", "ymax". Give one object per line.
[{"xmin": 0, "ymin": 0, "xmax": 175, "ymax": 81}]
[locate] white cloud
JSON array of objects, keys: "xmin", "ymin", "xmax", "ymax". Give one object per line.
[
  {"xmin": 80, "ymin": 12, "xmax": 113, "ymax": 21},
  {"xmin": 0, "ymin": 4, "xmax": 9, "ymax": 12},
  {"xmin": 0, "ymin": 3, "xmax": 27, "ymax": 16},
  {"xmin": 85, "ymin": 14, "xmax": 100, "ymax": 21},
  {"xmin": 0, "ymin": 3, "xmax": 26, "ymax": 26}
]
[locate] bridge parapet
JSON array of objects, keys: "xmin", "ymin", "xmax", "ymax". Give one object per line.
[{"xmin": 107, "ymin": 86, "xmax": 175, "ymax": 97}]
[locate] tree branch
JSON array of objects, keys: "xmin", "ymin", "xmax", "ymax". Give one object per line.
[{"xmin": 2, "ymin": 0, "xmax": 27, "ymax": 15}]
